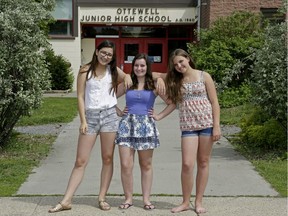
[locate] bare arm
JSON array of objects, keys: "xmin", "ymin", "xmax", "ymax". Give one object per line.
[
  {"xmin": 117, "ymin": 67, "xmax": 132, "ymax": 89},
  {"xmin": 152, "ymin": 72, "xmax": 167, "ymax": 95},
  {"xmin": 77, "ymin": 66, "xmax": 88, "ymax": 134},
  {"xmin": 204, "ymin": 72, "xmax": 221, "ymax": 141},
  {"xmin": 152, "ymin": 90, "xmax": 176, "ymax": 121}
]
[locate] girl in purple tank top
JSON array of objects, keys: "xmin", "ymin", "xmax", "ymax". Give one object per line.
[{"xmin": 115, "ymin": 53, "xmax": 176, "ymax": 210}]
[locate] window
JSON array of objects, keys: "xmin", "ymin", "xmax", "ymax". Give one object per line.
[
  {"xmin": 49, "ymin": 0, "xmax": 73, "ymax": 37},
  {"xmin": 81, "ymin": 26, "xmax": 119, "ymax": 38},
  {"xmin": 261, "ymin": 8, "xmax": 285, "ymax": 24},
  {"xmin": 121, "ymin": 26, "xmax": 166, "ymax": 38}
]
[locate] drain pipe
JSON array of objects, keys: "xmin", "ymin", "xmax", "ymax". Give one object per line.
[{"xmin": 197, "ymin": 0, "xmax": 201, "ymax": 41}]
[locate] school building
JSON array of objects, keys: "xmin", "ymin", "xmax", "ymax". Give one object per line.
[{"xmin": 49, "ymin": 0, "xmax": 283, "ymax": 90}]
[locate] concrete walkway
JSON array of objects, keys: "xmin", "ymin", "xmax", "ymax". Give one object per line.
[{"xmin": 1, "ymin": 92, "xmax": 286, "ymax": 216}]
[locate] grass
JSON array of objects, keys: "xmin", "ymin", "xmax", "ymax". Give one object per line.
[
  {"xmin": 0, "ymin": 133, "xmax": 56, "ymax": 196},
  {"xmin": 16, "ymin": 97, "xmax": 78, "ymax": 126},
  {"xmin": 221, "ymin": 105, "xmax": 287, "ymax": 197},
  {"xmin": 252, "ymin": 159, "xmax": 287, "ymax": 196},
  {"xmin": 220, "ymin": 103, "xmax": 253, "ymax": 126},
  {"xmin": 0, "ymin": 97, "xmax": 78, "ymax": 196}
]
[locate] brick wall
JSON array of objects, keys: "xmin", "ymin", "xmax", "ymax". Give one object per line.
[{"xmin": 208, "ymin": 0, "xmax": 283, "ymax": 25}]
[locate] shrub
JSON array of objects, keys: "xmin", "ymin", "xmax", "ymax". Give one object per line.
[
  {"xmin": 0, "ymin": 0, "xmax": 55, "ymax": 146},
  {"xmin": 44, "ymin": 48, "xmax": 74, "ymax": 91},
  {"xmin": 240, "ymin": 109, "xmax": 287, "ymax": 156}
]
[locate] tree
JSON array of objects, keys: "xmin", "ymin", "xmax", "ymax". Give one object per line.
[
  {"xmin": 0, "ymin": 0, "xmax": 55, "ymax": 146},
  {"xmin": 249, "ymin": 22, "xmax": 287, "ymax": 129},
  {"xmin": 187, "ymin": 11, "xmax": 268, "ymax": 107}
]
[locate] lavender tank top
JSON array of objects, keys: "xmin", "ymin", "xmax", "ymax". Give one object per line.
[{"xmin": 126, "ymin": 90, "xmax": 156, "ymax": 115}]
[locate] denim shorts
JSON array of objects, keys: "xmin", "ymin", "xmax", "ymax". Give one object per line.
[
  {"xmin": 181, "ymin": 127, "xmax": 213, "ymax": 137},
  {"xmin": 85, "ymin": 106, "xmax": 119, "ymax": 134}
]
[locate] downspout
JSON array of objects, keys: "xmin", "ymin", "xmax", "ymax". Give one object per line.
[{"xmin": 197, "ymin": 0, "xmax": 201, "ymax": 41}]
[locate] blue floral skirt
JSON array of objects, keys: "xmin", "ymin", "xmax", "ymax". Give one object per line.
[{"xmin": 115, "ymin": 114, "xmax": 160, "ymax": 150}]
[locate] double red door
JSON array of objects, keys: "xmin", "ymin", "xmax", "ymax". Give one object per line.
[{"xmin": 96, "ymin": 38, "xmax": 167, "ymax": 73}]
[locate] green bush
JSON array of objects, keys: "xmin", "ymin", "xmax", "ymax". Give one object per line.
[
  {"xmin": 0, "ymin": 0, "xmax": 54, "ymax": 146},
  {"xmin": 248, "ymin": 22, "xmax": 287, "ymax": 129},
  {"xmin": 218, "ymin": 83, "xmax": 251, "ymax": 108},
  {"xmin": 239, "ymin": 108, "xmax": 287, "ymax": 157},
  {"xmin": 44, "ymin": 48, "xmax": 74, "ymax": 91},
  {"xmin": 188, "ymin": 11, "xmax": 265, "ymax": 85}
]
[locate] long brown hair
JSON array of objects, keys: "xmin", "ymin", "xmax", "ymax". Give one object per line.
[
  {"xmin": 129, "ymin": 53, "xmax": 155, "ymax": 90},
  {"xmin": 83, "ymin": 40, "xmax": 118, "ymax": 94},
  {"xmin": 165, "ymin": 49, "xmax": 195, "ymax": 104}
]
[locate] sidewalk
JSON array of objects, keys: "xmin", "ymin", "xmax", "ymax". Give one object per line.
[{"xmin": 1, "ymin": 92, "xmax": 286, "ymax": 216}]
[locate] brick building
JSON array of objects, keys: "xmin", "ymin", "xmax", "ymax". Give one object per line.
[{"xmin": 200, "ymin": 0, "xmax": 284, "ymax": 28}]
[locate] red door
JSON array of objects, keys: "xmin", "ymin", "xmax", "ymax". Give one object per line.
[
  {"xmin": 95, "ymin": 38, "xmax": 167, "ymax": 74},
  {"xmin": 120, "ymin": 38, "xmax": 167, "ymax": 73}
]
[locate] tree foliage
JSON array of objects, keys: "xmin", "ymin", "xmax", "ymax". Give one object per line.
[
  {"xmin": 248, "ymin": 22, "xmax": 287, "ymax": 129},
  {"xmin": 188, "ymin": 11, "xmax": 266, "ymax": 86},
  {"xmin": 0, "ymin": 0, "xmax": 55, "ymax": 146}
]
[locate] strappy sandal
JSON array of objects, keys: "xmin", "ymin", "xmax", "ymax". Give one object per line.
[
  {"xmin": 48, "ymin": 203, "xmax": 72, "ymax": 213},
  {"xmin": 144, "ymin": 203, "xmax": 155, "ymax": 210},
  {"xmin": 119, "ymin": 203, "xmax": 133, "ymax": 210},
  {"xmin": 98, "ymin": 199, "xmax": 111, "ymax": 211}
]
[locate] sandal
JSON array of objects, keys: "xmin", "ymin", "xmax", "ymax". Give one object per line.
[
  {"xmin": 144, "ymin": 203, "xmax": 155, "ymax": 210},
  {"xmin": 98, "ymin": 199, "xmax": 111, "ymax": 211},
  {"xmin": 119, "ymin": 203, "xmax": 133, "ymax": 210},
  {"xmin": 48, "ymin": 203, "xmax": 72, "ymax": 213}
]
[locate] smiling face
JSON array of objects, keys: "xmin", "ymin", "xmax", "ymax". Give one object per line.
[
  {"xmin": 133, "ymin": 58, "xmax": 147, "ymax": 78},
  {"xmin": 172, "ymin": 55, "xmax": 191, "ymax": 74},
  {"xmin": 96, "ymin": 47, "xmax": 113, "ymax": 65}
]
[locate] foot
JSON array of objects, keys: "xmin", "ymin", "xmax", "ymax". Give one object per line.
[
  {"xmin": 171, "ymin": 203, "xmax": 190, "ymax": 213},
  {"xmin": 48, "ymin": 203, "xmax": 72, "ymax": 213},
  {"xmin": 98, "ymin": 200, "xmax": 111, "ymax": 211},
  {"xmin": 118, "ymin": 203, "xmax": 133, "ymax": 209},
  {"xmin": 143, "ymin": 203, "xmax": 155, "ymax": 210},
  {"xmin": 195, "ymin": 205, "xmax": 206, "ymax": 214}
]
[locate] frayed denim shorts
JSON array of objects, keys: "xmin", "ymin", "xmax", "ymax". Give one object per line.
[
  {"xmin": 181, "ymin": 127, "xmax": 213, "ymax": 137},
  {"xmin": 85, "ymin": 106, "xmax": 119, "ymax": 135}
]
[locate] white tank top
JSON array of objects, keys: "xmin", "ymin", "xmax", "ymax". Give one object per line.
[{"xmin": 85, "ymin": 66, "xmax": 117, "ymax": 110}]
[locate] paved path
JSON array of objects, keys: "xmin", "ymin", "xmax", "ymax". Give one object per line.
[{"xmin": 1, "ymin": 92, "xmax": 286, "ymax": 216}]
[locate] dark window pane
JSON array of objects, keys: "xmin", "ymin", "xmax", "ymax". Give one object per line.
[
  {"xmin": 124, "ymin": 44, "xmax": 139, "ymax": 63},
  {"xmin": 49, "ymin": 21, "xmax": 73, "ymax": 36},
  {"xmin": 168, "ymin": 26, "xmax": 191, "ymax": 38},
  {"xmin": 82, "ymin": 26, "xmax": 119, "ymax": 38},
  {"xmin": 148, "ymin": 44, "xmax": 162, "ymax": 63},
  {"xmin": 121, "ymin": 27, "xmax": 166, "ymax": 38}
]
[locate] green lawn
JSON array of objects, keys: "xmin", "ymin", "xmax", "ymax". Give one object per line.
[{"xmin": 0, "ymin": 97, "xmax": 78, "ymax": 196}]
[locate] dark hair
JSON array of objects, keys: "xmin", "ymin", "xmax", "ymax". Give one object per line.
[
  {"xmin": 84, "ymin": 40, "xmax": 118, "ymax": 94},
  {"xmin": 166, "ymin": 49, "xmax": 195, "ymax": 104},
  {"xmin": 129, "ymin": 53, "xmax": 155, "ymax": 91}
]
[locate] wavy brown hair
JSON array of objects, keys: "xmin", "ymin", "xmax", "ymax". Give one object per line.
[
  {"xmin": 165, "ymin": 49, "xmax": 196, "ymax": 104},
  {"xmin": 83, "ymin": 40, "xmax": 118, "ymax": 94},
  {"xmin": 129, "ymin": 53, "xmax": 155, "ymax": 91}
]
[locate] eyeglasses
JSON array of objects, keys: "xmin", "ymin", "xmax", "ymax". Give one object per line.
[{"xmin": 99, "ymin": 50, "xmax": 113, "ymax": 59}]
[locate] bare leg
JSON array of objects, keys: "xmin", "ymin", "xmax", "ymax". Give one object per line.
[
  {"xmin": 195, "ymin": 136, "xmax": 213, "ymax": 214},
  {"xmin": 119, "ymin": 146, "xmax": 135, "ymax": 206},
  {"xmin": 171, "ymin": 136, "xmax": 198, "ymax": 213},
  {"xmin": 59, "ymin": 134, "xmax": 97, "ymax": 206},
  {"xmin": 98, "ymin": 132, "xmax": 116, "ymax": 201},
  {"xmin": 138, "ymin": 149, "xmax": 154, "ymax": 207}
]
